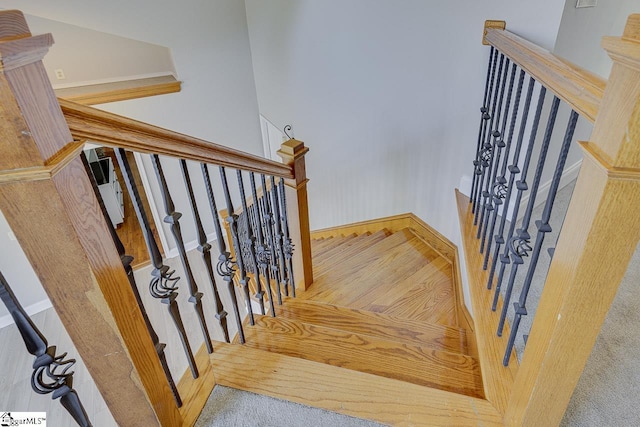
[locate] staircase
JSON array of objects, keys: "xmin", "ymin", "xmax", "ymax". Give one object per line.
[{"xmin": 218, "ymin": 223, "xmax": 492, "ymax": 425}]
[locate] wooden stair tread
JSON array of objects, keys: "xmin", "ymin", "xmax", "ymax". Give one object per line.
[
  {"xmin": 354, "ymin": 257, "xmax": 457, "ymax": 326},
  {"xmin": 313, "ymin": 230, "xmax": 388, "ymax": 272},
  {"xmin": 311, "ymin": 236, "xmax": 340, "ymax": 254},
  {"xmin": 276, "ymin": 298, "xmax": 467, "ymax": 354},
  {"xmin": 242, "ymin": 314, "xmax": 484, "ymax": 398},
  {"xmin": 312, "ymin": 233, "xmax": 359, "ymax": 259},
  {"xmin": 306, "ymin": 230, "xmax": 443, "ymax": 305}
]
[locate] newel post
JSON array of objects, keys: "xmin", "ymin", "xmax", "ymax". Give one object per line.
[
  {"xmin": 278, "ymin": 139, "xmax": 313, "ymax": 291},
  {"xmin": 505, "ymin": 14, "xmax": 640, "ymax": 426},
  {"xmin": 0, "ymin": 11, "xmax": 180, "ymax": 426}
]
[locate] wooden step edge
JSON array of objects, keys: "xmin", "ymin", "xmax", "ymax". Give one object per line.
[
  {"xmin": 244, "ymin": 314, "xmax": 484, "ymax": 398},
  {"xmin": 456, "ymin": 189, "xmax": 517, "ymax": 415},
  {"xmin": 312, "ymin": 233, "xmax": 359, "ymax": 259},
  {"xmin": 311, "ymin": 236, "xmax": 339, "ymax": 253},
  {"xmin": 312, "ymin": 230, "xmax": 390, "ymax": 271},
  {"xmin": 211, "ymin": 342, "xmax": 502, "ymax": 427},
  {"xmin": 313, "ymin": 228, "xmax": 417, "ymax": 281},
  {"xmin": 276, "ymin": 298, "xmax": 468, "ymax": 354}
]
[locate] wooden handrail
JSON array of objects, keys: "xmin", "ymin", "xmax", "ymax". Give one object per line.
[
  {"xmin": 485, "ymin": 25, "xmax": 606, "ymax": 123},
  {"xmin": 59, "ymin": 98, "xmax": 294, "ymax": 178}
]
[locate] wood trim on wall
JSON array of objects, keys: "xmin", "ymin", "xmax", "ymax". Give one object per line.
[{"xmin": 55, "ymin": 75, "xmax": 181, "ymax": 106}]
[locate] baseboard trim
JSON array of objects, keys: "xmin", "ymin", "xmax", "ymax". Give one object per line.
[{"xmin": 0, "ymin": 298, "xmax": 52, "ymax": 329}]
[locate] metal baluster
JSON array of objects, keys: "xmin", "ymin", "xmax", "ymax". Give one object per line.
[
  {"xmin": 497, "ymin": 96, "xmax": 561, "ymax": 336},
  {"xmin": 270, "ymin": 176, "xmax": 289, "ymax": 299},
  {"xmin": 115, "ymin": 149, "xmax": 199, "ymax": 378},
  {"xmin": 261, "ymin": 174, "xmax": 284, "ymax": 307},
  {"xmin": 278, "ymin": 179, "xmax": 296, "ymax": 297},
  {"xmin": 491, "ymin": 85, "xmax": 546, "ymax": 300},
  {"xmin": 201, "ymin": 163, "xmax": 241, "ymax": 343},
  {"xmin": 0, "ymin": 272, "xmax": 92, "ymax": 427},
  {"xmin": 480, "ymin": 62, "xmax": 517, "ymax": 252},
  {"xmin": 219, "ymin": 166, "xmax": 255, "ymax": 327},
  {"xmin": 154, "ymin": 156, "xmax": 213, "ymax": 353},
  {"xmin": 503, "ymin": 110, "xmax": 579, "ymax": 365},
  {"xmin": 82, "ymin": 153, "xmax": 181, "ymax": 406},
  {"xmin": 474, "ymin": 53, "xmax": 505, "ymax": 223},
  {"xmin": 487, "ymin": 76, "xmax": 535, "ymax": 289},
  {"xmin": 482, "ymin": 67, "xmax": 525, "ymax": 267},
  {"xmin": 180, "ymin": 160, "xmax": 231, "ymax": 344},
  {"xmin": 478, "ymin": 57, "xmax": 511, "ymax": 239},
  {"xmin": 250, "ymin": 172, "xmax": 277, "ymax": 315},
  {"xmin": 472, "ymin": 47, "xmax": 499, "ymax": 207},
  {"xmin": 237, "ymin": 170, "xmax": 267, "ymax": 315}
]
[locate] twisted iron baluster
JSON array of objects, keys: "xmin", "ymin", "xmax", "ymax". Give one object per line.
[
  {"xmin": 250, "ymin": 173, "xmax": 277, "ymax": 315},
  {"xmin": 480, "ymin": 61, "xmax": 517, "ymax": 251},
  {"xmin": 503, "ymin": 110, "xmax": 579, "ymax": 365},
  {"xmin": 487, "ymin": 76, "xmax": 535, "ymax": 289},
  {"xmin": 154, "ymin": 156, "xmax": 213, "ymax": 354},
  {"xmin": 261, "ymin": 174, "xmax": 283, "ymax": 307},
  {"xmin": 478, "ymin": 57, "xmax": 511, "ymax": 239},
  {"xmin": 474, "ymin": 53, "xmax": 505, "ymax": 223},
  {"xmin": 115, "ymin": 150, "xmax": 198, "ymax": 378},
  {"xmin": 0, "ymin": 272, "xmax": 92, "ymax": 427},
  {"xmin": 181, "ymin": 160, "xmax": 231, "ymax": 345},
  {"xmin": 219, "ymin": 166, "xmax": 255, "ymax": 327},
  {"xmin": 237, "ymin": 170, "xmax": 267, "ymax": 315},
  {"xmin": 202, "ymin": 163, "xmax": 241, "ymax": 343},
  {"xmin": 278, "ymin": 179, "xmax": 296, "ymax": 297},
  {"xmin": 491, "ymin": 85, "xmax": 546, "ymax": 301},
  {"xmin": 497, "ymin": 96, "xmax": 561, "ymax": 336},
  {"xmin": 472, "ymin": 47, "xmax": 499, "ymax": 207},
  {"xmin": 83, "ymin": 152, "xmax": 181, "ymax": 406},
  {"xmin": 270, "ymin": 176, "xmax": 289, "ymax": 298},
  {"xmin": 484, "ymin": 68, "xmax": 525, "ymax": 269}
]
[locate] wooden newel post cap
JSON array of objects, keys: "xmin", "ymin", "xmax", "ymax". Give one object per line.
[
  {"xmin": 483, "ymin": 20, "xmax": 506, "ymax": 45},
  {"xmin": 0, "ymin": 11, "xmax": 54, "ymax": 72},
  {"xmin": 277, "ymin": 139, "xmax": 309, "ymax": 164}
]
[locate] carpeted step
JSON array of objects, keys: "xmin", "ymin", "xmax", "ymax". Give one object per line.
[
  {"xmin": 241, "ymin": 314, "xmax": 484, "ymax": 399},
  {"xmin": 276, "ymin": 297, "xmax": 468, "ymax": 354}
]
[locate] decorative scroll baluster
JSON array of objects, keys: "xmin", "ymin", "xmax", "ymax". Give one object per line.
[
  {"xmin": 491, "ymin": 85, "xmax": 545, "ymax": 298},
  {"xmin": 497, "ymin": 96, "xmax": 561, "ymax": 336},
  {"xmin": 270, "ymin": 176, "xmax": 290, "ymax": 298},
  {"xmin": 472, "ymin": 47, "xmax": 499, "ymax": 208},
  {"xmin": 250, "ymin": 172, "xmax": 277, "ymax": 315},
  {"xmin": 0, "ymin": 272, "xmax": 92, "ymax": 427},
  {"xmin": 480, "ymin": 62, "xmax": 518, "ymax": 252},
  {"xmin": 201, "ymin": 164, "xmax": 242, "ymax": 343},
  {"xmin": 278, "ymin": 179, "xmax": 296, "ymax": 297},
  {"xmin": 219, "ymin": 166, "xmax": 255, "ymax": 327},
  {"xmin": 179, "ymin": 160, "xmax": 230, "ymax": 344},
  {"xmin": 487, "ymin": 76, "xmax": 535, "ymax": 289},
  {"xmin": 503, "ymin": 110, "xmax": 579, "ymax": 365},
  {"xmin": 153, "ymin": 156, "xmax": 213, "ymax": 354},
  {"xmin": 474, "ymin": 53, "xmax": 505, "ymax": 223},
  {"xmin": 82, "ymin": 153, "xmax": 182, "ymax": 406},
  {"xmin": 478, "ymin": 57, "xmax": 511, "ymax": 239},
  {"xmin": 482, "ymin": 67, "xmax": 525, "ymax": 267},
  {"xmin": 261, "ymin": 174, "xmax": 284, "ymax": 306},
  {"xmin": 115, "ymin": 149, "xmax": 199, "ymax": 378},
  {"xmin": 237, "ymin": 170, "xmax": 267, "ymax": 315}
]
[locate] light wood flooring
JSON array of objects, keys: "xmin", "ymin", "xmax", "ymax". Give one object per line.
[{"xmin": 234, "ymin": 227, "xmax": 483, "ymax": 401}]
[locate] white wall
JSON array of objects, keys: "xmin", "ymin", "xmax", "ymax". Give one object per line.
[
  {"xmin": 0, "ymin": 1, "xmax": 263, "ymax": 319},
  {"xmin": 554, "ymin": 0, "xmax": 639, "ymax": 79},
  {"xmin": 245, "ymin": 0, "xmax": 566, "ymax": 243}
]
